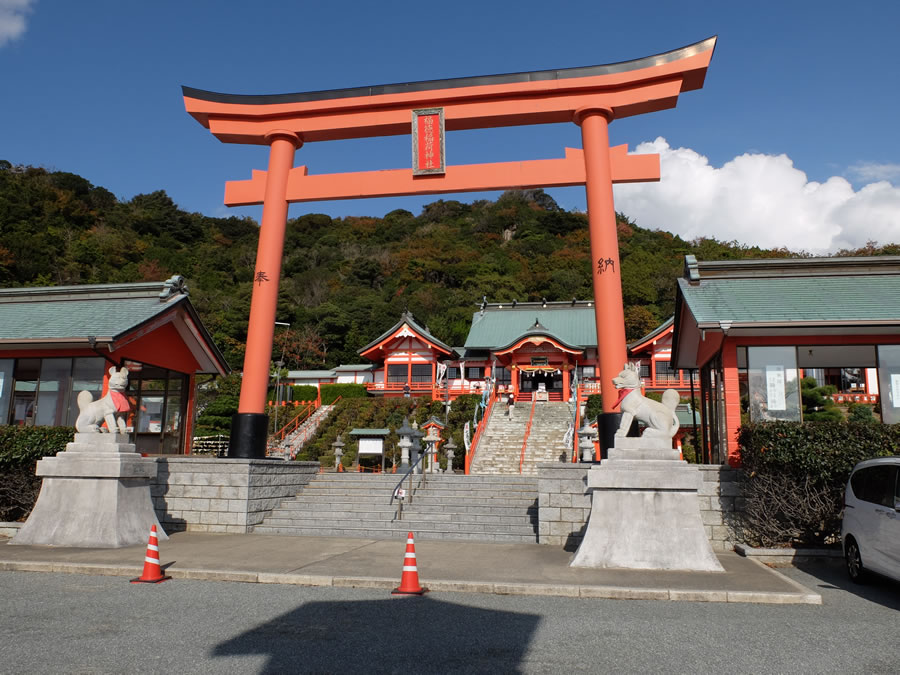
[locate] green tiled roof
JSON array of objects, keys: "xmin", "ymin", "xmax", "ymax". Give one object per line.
[
  {"xmin": 678, "ymin": 275, "xmax": 900, "ymax": 325},
  {"xmin": 0, "ymin": 278, "xmax": 191, "ymax": 341},
  {"xmin": 464, "ymin": 303, "xmax": 597, "ymax": 349},
  {"xmin": 348, "ymin": 428, "xmax": 390, "ymax": 436}
]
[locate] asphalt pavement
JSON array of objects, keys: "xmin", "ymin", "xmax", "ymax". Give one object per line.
[
  {"xmin": 0, "ymin": 531, "xmax": 820, "ymax": 604},
  {"xmin": 0, "ymin": 565, "xmax": 898, "ymax": 674}
]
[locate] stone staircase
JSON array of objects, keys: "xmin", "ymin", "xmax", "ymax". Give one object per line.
[
  {"xmin": 469, "ymin": 401, "xmax": 573, "ymax": 475},
  {"xmin": 269, "ymin": 404, "xmax": 335, "ymax": 458},
  {"xmin": 253, "ymin": 473, "xmax": 539, "ymax": 543}
]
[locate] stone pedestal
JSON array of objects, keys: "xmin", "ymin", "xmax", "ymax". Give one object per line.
[
  {"xmin": 570, "ymin": 437, "xmax": 723, "ymax": 571},
  {"xmin": 10, "ymin": 433, "xmax": 165, "ymax": 548}
]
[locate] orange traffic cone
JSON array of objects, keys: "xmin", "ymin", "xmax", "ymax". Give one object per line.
[
  {"xmin": 392, "ymin": 532, "xmax": 428, "ymax": 596},
  {"xmin": 130, "ymin": 525, "xmax": 171, "ymax": 584}
]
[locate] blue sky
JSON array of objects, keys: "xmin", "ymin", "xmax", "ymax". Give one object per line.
[{"xmin": 2, "ymin": 1, "xmax": 898, "ymax": 252}]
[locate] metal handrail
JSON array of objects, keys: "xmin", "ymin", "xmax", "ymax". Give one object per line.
[
  {"xmin": 389, "ymin": 450, "xmax": 429, "ymax": 521},
  {"xmin": 518, "ymin": 398, "xmax": 537, "ymax": 474}
]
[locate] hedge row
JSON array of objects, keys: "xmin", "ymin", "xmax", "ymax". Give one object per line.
[
  {"xmin": 738, "ymin": 421, "xmax": 900, "ymax": 482},
  {"xmin": 0, "ymin": 426, "xmax": 74, "ymax": 522},
  {"xmin": 737, "ymin": 421, "xmax": 900, "ymax": 546},
  {"xmin": 0, "ymin": 426, "xmax": 73, "ymax": 470},
  {"xmin": 319, "ymin": 383, "xmax": 369, "ymax": 405}
]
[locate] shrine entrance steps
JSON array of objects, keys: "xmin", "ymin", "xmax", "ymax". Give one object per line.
[
  {"xmin": 470, "ymin": 401, "xmax": 573, "ymax": 475},
  {"xmin": 253, "ymin": 473, "xmax": 538, "ymax": 543}
]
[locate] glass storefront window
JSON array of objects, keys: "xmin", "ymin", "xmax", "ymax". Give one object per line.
[
  {"xmin": 66, "ymin": 358, "xmax": 106, "ymax": 426},
  {"xmin": 35, "ymin": 358, "xmax": 72, "ymax": 427},
  {"xmin": 12, "ymin": 359, "xmax": 40, "ymax": 426},
  {"xmin": 0, "ymin": 360, "xmax": 13, "ymax": 425},
  {"xmin": 877, "ymin": 345, "xmax": 900, "ymax": 425},
  {"xmin": 747, "ymin": 346, "xmax": 801, "ymax": 422}
]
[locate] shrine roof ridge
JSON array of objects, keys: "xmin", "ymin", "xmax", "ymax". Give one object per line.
[
  {"xmin": 477, "ymin": 300, "xmax": 594, "ymax": 310},
  {"xmin": 182, "ymin": 37, "xmax": 716, "ymax": 106}
]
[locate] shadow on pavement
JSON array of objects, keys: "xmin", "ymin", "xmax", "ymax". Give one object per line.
[
  {"xmin": 212, "ymin": 595, "xmax": 540, "ymax": 674},
  {"xmin": 793, "ymin": 560, "xmax": 900, "ymax": 611}
]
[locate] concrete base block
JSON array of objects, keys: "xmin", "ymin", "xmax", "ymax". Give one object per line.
[
  {"xmin": 571, "ymin": 444, "xmax": 724, "ymax": 572},
  {"xmin": 10, "ymin": 435, "xmax": 164, "ymax": 548}
]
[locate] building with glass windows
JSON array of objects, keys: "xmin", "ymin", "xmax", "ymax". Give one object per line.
[
  {"xmin": 671, "ymin": 255, "xmax": 900, "ymax": 466},
  {"xmin": 0, "ymin": 276, "xmax": 228, "ymax": 454}
]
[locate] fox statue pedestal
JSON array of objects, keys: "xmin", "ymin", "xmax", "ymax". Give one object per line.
[
  {"xmin": 570, "ymin": 436, "xmax": 723, "ymax": 572},
  {"xmin": 10, "ymin": 433, "xmax": 166, "ymax": 548}
]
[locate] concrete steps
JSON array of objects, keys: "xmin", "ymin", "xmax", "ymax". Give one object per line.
[
  {"xmin": 471, "ymin": 401, "xmax": 574, "ymax": 475},
  {"xmin": 253, "ymin": 473, "xmax": 539, "ymax": 543}
]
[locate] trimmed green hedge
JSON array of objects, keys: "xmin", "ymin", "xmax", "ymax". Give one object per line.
[
  {"xmin": 0, "ymin": 426, "xmax": 74, "ymax": 522},
  {"xmin": 319, "ymin": 383, "xmax": 368, "ymax": 405},
  {"xmin": 738, "ymin": 421, "xmax": 900, "ymax": 482},
  {"xmin": 0, "ymin": 426, "xmax": 73, "ymax": 470},
  {"xmin": 737, "ymin": 421, "xmax": 900, "ymax": 546},
  {"xmin": 290, "ymin": 385, "xmax": 319, "ymax": 402}
]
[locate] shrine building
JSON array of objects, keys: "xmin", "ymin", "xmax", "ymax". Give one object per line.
[
  {"xmin": 359, "ymin": 302, "xmax": 690, "ymax": 403},
  {"xmin": 0, "ymin": 276, "xmax": 229, "ymax": 454},
  {"xmin": 671, "ymin": 255, "xmax": 900, "ymax": 467}
]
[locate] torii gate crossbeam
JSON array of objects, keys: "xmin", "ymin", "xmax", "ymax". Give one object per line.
[{"xmin": 183, "ymin": 37, "xmax": 716, "ymax": 459}]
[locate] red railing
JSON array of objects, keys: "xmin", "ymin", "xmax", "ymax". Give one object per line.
[
  {"xmin": 366, "ymin": 381, "xmax": 491, "ymax": 399},
  {"xmin": 266, "ymin": 395, "xmax": 341, "ymax": 456},
  {"xmin": 518, "ymin": 398, "xmax": 537, "ymax": 474},
  {"xmin": 269, "ymin": 401, "xmax": 316, "ymax": 444},
  {"xmin": 464, "ymin": 390, "xmax": 497, "ymax": 475},
  {"xmin": 366, "ymin": 381, "xmax": 434, "ymax": 393}
]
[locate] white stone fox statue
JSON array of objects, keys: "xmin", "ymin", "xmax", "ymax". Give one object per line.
[
  {"xmin": 611, "ymin": 362, "xmax": 680, "ymax": 439},
  {"xmin": 75, "ymin": 366, "xmax": 131, "ymax": 433}
]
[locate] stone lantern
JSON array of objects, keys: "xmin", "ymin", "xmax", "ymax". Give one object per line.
[
  {"xmin": 331, "ymin": 436, "xmax": 345, "ymax": 471},
  {"xmin": 577, "ymin": 420, "xmax": 597, "ymax": 463},
  {"xmin": 423, "ymin": 425, "xmax": 441, "ymax": 473},
  {"xmin": 396, "ymin": 417, "xmax": 414, "ymax": 469},
  {"xmin": 443, "ymin": 438, "xmax": 457, "ymax": 475}
]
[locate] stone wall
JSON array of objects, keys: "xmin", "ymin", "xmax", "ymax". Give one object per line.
[
  {"xmin": 537, "ymin": 463, "xmax": 742, "ymax": 552},
  {"xmin": 151, "ymin": 458, "xmax": 318, "ymax": 534}
]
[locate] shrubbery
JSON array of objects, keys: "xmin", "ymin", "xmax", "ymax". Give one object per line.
[
  {"xmin": 290, "ymin": 385, "xmax": 319, "ymax": 402},
  {"xmin": 296, "ymin": 393, "xmax": 481, "ymax": 472},
  {"xmin": 737, "ymin": 421, "xmax": 900, "ymax": 546},
  {"xmin": 319, "ymin": 383, "xmax": 368, "ymax": 405},
  {"xmin": 0, "ymin": 426, "xmax": 73, "ymax": 521}
]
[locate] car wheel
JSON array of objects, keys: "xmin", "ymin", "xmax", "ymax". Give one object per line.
[{"xmin": 845, "ymin": 537, "xmax": 867, "ymax": 584}]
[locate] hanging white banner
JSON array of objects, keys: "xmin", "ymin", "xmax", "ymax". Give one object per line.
[{"xmin": 463, "ymin": 421, "xmax": 471, "ymax": 452}]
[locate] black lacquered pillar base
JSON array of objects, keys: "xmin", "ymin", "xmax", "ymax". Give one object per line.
[
  {"xmin": 228, "ymin": 413, "xmax": 269, "ymax": 459},
  {"xmin": 596, "ymin": 412, "xmax": 638, "ymax": 460}
]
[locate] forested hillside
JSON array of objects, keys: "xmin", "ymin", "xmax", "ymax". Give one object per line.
[{"xmin": 3, "ymin": 160, "xmax": 895, "ymax": 370}]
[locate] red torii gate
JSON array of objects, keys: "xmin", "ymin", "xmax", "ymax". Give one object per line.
[{"xmin": 183, "ymin": 37, "xmax": 716, "ymax": 458}]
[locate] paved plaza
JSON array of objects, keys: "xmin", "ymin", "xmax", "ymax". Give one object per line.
[{"xmin": 1, "ymin": 532, "xmax": 818, "ymax": 604}]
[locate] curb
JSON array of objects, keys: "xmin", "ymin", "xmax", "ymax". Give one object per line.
[
  {"xmin": 735, "ymin": 544, "xmax": 843, "ymax": 566},
  {"xmin": 0, "ymin": 560, "xmax": 821, "ymax": 604}
]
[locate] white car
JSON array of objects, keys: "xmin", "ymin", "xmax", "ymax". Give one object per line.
[{"xmin": 841, "ymin": 457, "xmax": 900, "ymax": 584}]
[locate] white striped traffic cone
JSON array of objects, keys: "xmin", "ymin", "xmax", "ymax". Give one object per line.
[
  {"xmin": 392, "ymin": 531, "xmax": 427, "ymax": 595},
  {"xmin": 130, "ymin": 525, "xmax": 171, "ymax": 584}
]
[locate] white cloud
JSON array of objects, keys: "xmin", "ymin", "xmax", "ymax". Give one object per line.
[
  {"xmin": 0, "ymin": 0, "xmax": 35, "ymax": 47},
  {"xmin": 847, "ymin": 161, "xmax": 900, "ymax": 184},
  {"xmin": 613, "ymin": 138, "xmax": 900, "ymax": 254}
]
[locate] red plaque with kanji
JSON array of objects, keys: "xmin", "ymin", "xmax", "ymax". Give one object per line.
[{"xmin": 412, "ymin": 108, "xmax": 445, "ymax": 175}]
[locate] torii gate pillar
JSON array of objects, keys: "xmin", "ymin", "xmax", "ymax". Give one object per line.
[{"xmin": 230, "ymin": 132, "xmax": 300, "ymax": 458}]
